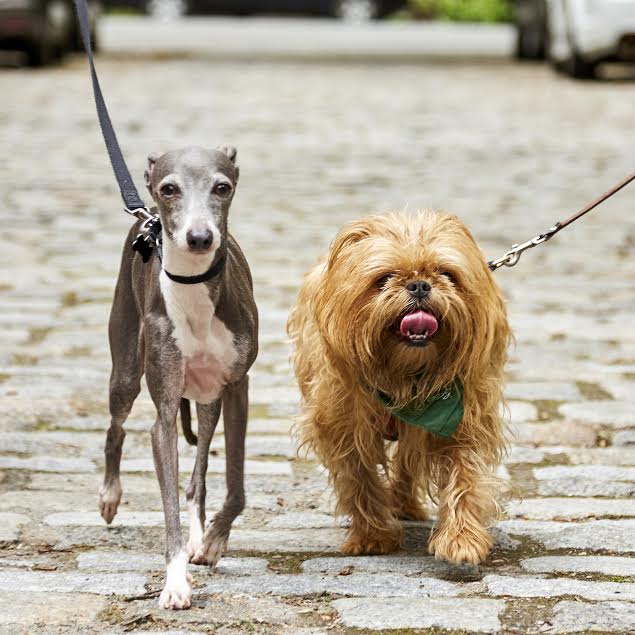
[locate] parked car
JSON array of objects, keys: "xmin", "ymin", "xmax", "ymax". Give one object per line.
[
  {"xmin": 105, "ymin": 0, "xmax": 406, "ymax": 22},
  {"xmin": 0, "ymin": 0, "xmax": 100, "ymax": 66},
  {"xmin": 515, "ymin": 0, "xmax": 635, "ymax": 78}
]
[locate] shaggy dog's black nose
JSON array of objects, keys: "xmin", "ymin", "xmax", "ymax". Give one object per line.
[
  {"xmin": 406, "ymin": 280, "xmax": 431, "ymax": 299},
  {"xmin": 186, "ymin": 229, "xmax": 213, "ymax": 252}
]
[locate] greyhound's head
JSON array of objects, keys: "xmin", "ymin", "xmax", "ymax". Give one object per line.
[{"xmin": 144, "ymin": 146, "xmax": 239, "ymax": 267}]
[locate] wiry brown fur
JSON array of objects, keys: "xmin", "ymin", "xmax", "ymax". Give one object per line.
[{"xmin": 288, "ymin": 211, "xmax": 511, "ymax": 564}]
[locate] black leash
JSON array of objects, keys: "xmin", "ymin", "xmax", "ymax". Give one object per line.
[
  {"xmin": 489, "ymin": 169, "xmax": 635, "ymax": 272},
  {"xmin": 73, "ymin": 0, "xmax": 226, "ymax": 283}
]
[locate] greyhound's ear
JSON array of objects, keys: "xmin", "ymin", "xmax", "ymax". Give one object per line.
[
  {"xmin": 218, "ymin": 145, "xmax": 238, "ymax": 163},
  {"xmin": 144, "ymin": 152, "xmax": 161, "ymax": 194}
]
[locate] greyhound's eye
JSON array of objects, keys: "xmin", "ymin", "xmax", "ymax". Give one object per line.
[
  {"xmin": 160, "ymin": 183, "xmax": 179, "ymax": 197},
  {"xmin": 214, "ymin": 182, "xmax": 232, "ymax": 197}
]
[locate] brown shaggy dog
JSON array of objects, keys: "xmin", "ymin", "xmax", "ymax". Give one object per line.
[{"xmin": 288, "ymin": 210, "xmax": 511, "ymax": 565}]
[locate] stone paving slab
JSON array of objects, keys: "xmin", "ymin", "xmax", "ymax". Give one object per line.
[
  {"xmin": 507, "ymin": 497, "xmax": 635, "ymax": 520},
  {"xmin": 0, "ymin": 512, "xmax": 29, "ymax": 542},
  {"xmin": 0, "ymin": 570, "xmax": 147, "ymax": 596},
  {"xmin": 205, "ymin": 572, "xmax": 460, "ymax": 598},
  {"xmin": 551, "ymin": 601, "xmax": 635, "ymax": 633},
  {"xmin": 0, "ymin": 591, "xmax": 108, "ymax": 629},
  {"xmin": 333, "ymin": 597, "xmax": 505, "ymax": 631},
  {"xmin": 521, "ymin": 555, "xmax": 635, "ymax": 576},
  {"xmin": 484, "ymin": 574, "xmax": 635, "ymax": 601},
  {"xmin": 497, "ymin": 519, "xmax": 635, "ymax": 552}
]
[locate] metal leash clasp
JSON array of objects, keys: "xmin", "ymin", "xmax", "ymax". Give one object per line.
[
  {"xmin": 127, "ymin": 206, "xmax": 162, "ymax": 263},
  {"xmin": 488, "ymin": 224, "xmax": 560, "ymax": 271}
]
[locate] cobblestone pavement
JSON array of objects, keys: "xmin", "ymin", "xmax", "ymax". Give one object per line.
[{"xmin": 1, "ymin": 52, "xmax": 634, "ymax": 634}]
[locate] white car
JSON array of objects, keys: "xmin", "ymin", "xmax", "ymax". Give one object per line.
[
  {"xmin": 515, "ymin": 0, "xmax": 635, "ymax": 78},
  {"xmin": 548, "ymin": 0, "xmax": 635, "ymax": 77}
]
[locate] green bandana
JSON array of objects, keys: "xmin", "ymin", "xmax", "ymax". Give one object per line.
[{"xmin": 376, "ymin": 380, "xmax": 464, "ymax": 439}]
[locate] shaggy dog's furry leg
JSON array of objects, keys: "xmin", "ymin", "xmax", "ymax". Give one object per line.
[
  {"xmin": 428, "ymin": 443, "xmax": 498, "ymax": 565},
  {"xmin": 389, "ymin": 424, "xmax": 429, "ymax": 521}
]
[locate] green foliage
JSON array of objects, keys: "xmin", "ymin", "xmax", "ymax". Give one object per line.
[{"xmin": 409, "ymin": 0, "xmax": 512, "ymax": 23}]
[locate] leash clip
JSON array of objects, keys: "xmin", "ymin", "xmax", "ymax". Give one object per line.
[
  {"xmin": 125, "ymin": 206, "xmax": 154, "ymax": 221},
  {"xmin": 488, "ymin": 224, "xmax": 560, "ymax": 271},
  {"xmin": 131, "ymin": 213, "xmax": 162, "ymax": 263}
]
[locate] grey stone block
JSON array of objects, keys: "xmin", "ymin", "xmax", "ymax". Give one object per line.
[
  {"xmin": 0, "ymin": 512, "xmax": 29, "ymax": 542},
  {"xmin": 484, "ymin": 574, "xmax": 635, "ymax": 601},
  {"xmin": 560, "ymin": 402, "xmax": 635, "ymax": 428},
  {"xmin": 506, "ymin": 497, "xmax": 635, "ymax": 520},
  {"xmin": 333, "ymin": 597, "xmax": 505, "ymax": 631},
  {"xmin": 551, "ymin": 601, "xmax": 635, "ymax": 633},
  {"xmin": 205, "ymin": 572, "xmax": 458, "ymax": 598},
  {"xmin": 0, "ymin": 570, "xmax": 146, "ymax": 596},
  {"xmin": 521, "ymin": 555, "xmax": 635, "ymax": 576}
]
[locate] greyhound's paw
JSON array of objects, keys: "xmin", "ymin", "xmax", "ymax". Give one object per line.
[
  {"xmin": 98, "ymin": 480, "xmax": 122, "ymax": 524},
  {"xmin": 158, "ymin": 576, "xmax": 192, "ymax": 610},
  {"xmin": 191, "ymin": 534, "xmax": 228, "ymax": 567},
  {"xmin": 159, "ymin": 551, "xmax": 192, "ymax": 610},
  {"xmin": 186, "ymin": 505, "xmax": 204, "ymax": 561}
]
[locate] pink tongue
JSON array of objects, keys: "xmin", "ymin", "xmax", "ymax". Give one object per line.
[{"xmin": 400, "ymin": 310, "xmax": 438, "ymax": 337}]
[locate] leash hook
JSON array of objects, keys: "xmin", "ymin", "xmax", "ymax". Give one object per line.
[{"xmin": 488, "ymin": 224, "xmax": 560, "ymax": 271}]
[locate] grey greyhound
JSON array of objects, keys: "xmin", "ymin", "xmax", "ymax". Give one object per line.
[{"xmin": 98, "ymin": 145, "xmax": 258, "ymax": 609}]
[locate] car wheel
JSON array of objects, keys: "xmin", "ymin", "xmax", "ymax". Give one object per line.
[
  {"xmin": 147, "ymin": 0, "xmax": 186, "ymax": 20},
  {"xmin": 515, "ymin": 0, "xmax": 547, "ymax": 60},
  {"xmin": 565, "ymin": 52, "xmax": 596, "ymax": 79},
  {"xmin": 26, "ymin": 35, "xmax": 55, "ymax": 67},
  {"xmin": 333, "ymin": 0, "xmax": 379, "ymax": 23}
]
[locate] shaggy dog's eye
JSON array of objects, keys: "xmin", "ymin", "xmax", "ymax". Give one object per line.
[
  {"xmin": 440, "ymin": 271, "xmax": 455, "ymax": 284},
  {"xmin": 376, "ymin": 273, "xmax": 394, "ymax": 289},
  {"xmin": 160, "ymin": 183, "xmax": 179, "ymax": 197},
  {"xmin": 214, "ymin": 182, "xmax": 232, "ymax": 197}
]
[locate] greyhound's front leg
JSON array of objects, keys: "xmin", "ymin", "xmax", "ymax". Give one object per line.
[
  {"xmin": 146, "ymin": 356, "xmax": 191, "ymax": 610},
  {"xmin": 193, "ymin": 375, "xmax": 248, "ymax": 566}
]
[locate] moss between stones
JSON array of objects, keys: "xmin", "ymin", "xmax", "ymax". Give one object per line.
[
  {"xmin": 0, "ymin": 372, "xmax": 11, "ymax": 384},
  {"xmin": 27, "ymin": 326, "xmax": 52, "ymax": 344},
  {"xmin": 10, "ymin": 353, "xmax": 39, "ymax": 366},
  {"xmin": 576, "ymin": 381, "xmax": 613, "ymax": 401},
  {"xmin": 532, "ymin": 400, "xmax": 564, "ymax": 422}
]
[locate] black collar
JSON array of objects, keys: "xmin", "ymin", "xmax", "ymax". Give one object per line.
[{"xmin": 157, "ymin": 241, "xmax": 227, "ymax": 285}]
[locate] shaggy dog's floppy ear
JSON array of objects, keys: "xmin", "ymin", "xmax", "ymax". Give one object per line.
[{"xmin": 327, "ymin": 218, "xmax": 375, "ymax": 270}]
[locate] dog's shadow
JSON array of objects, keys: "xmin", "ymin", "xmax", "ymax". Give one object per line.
[{"xmin": 398, "ymin": 521, "xmax": 483, "ymax": 582}]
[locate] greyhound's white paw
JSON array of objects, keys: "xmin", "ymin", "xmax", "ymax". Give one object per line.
[
  {"xmin": 186, "ymin": 503, "xmax": 204, "ymax": 560},
  {"xmin": 191, "ymin": 534, "xmax": 228, "ymax": 567},
  {"xmin": 159, "ymin": 551, "xmax": 192, "ymax": 610},
  {"xmin": 98, "ymin": 479, "xmax": 122, "ymax": 524}
]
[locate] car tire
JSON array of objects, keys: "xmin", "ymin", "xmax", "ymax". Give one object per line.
[
  {"xmin": 515, "ymin": 0, "xmax": 547, "ymax": 60},
  {"xmin": 564, "ymin": 52, "xmax": 596, "ymax": 79},
  {"xmin": 25, "ymin": 22, "xmax": 56, "ymax": 67},
  {"xmin": 332, "ymin": 0, "xmax": 380, "ymax": 22}
]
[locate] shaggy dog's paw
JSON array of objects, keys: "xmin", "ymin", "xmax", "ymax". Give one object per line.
[
  {"xmin": 341, "ymin": 528, "xmax": 402, "ymax": 555},
  {"xmin": 428, "ymin": 523, "xmax": 492, "ymax": 565}
]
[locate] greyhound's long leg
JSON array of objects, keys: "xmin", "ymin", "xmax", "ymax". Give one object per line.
[
  {"xmin": 187, "ymin": 400, "xmax": 222, "ymax": 560},
  {"xmin": 146, "ymin": 351, "xmax": 191, "ymax": 610},
  {"xmin": 100, "ymin": 279, "xmax": 143, "ymax": 524},
  {"xmin": 193, "ymin": 375, "xmax": 248, "ymax": 567}
]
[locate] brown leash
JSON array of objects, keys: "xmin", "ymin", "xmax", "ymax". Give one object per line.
[{"xmin": 488, "ymin": 169, "xmax": 635, "ymax": 271}]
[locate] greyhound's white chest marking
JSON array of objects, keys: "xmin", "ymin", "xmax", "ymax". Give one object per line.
[{"xmin": 160, "ymin": 274, "xmax": 237, "ymax": 404}]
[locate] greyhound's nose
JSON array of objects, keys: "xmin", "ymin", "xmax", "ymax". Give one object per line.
[
  {"xmin": 186, "ymin": 229, "xmax": 213, "ymax": 252},
  {"xmin": 406, "ymin": 280, "xmax": 431, "ymax": 299}
]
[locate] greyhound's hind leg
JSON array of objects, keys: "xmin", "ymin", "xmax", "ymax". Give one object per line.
[
  {"xmin": 187, "ymin": 400, "xmax": 222, "ymax": 560},
  {"xmin": 193, "ymin": 376, "xmax": 248, "ymax": 566}
]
